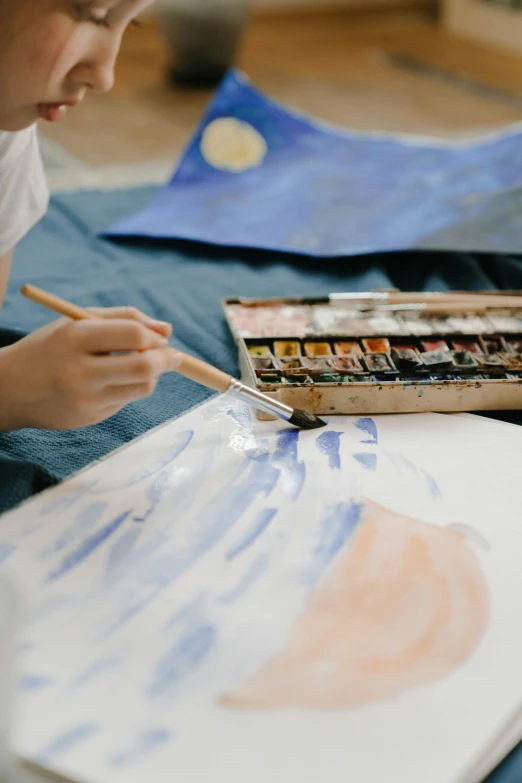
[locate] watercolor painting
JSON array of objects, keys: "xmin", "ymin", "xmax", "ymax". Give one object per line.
[
  {"xmin": 107, "ymin": 70, "xmax": 522, "ymax": 256},
  {"xmin": 0, "ymin": 400, "xmax": 522, "ymax": 783}
]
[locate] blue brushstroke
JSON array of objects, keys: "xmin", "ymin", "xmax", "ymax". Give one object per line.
[
  {"xmin": 0, "ymin": 542, "xmax": 15, "ymax": 565},
  {"xmin": 70, "ymin": 658, "xmax": 119, "ymax": 688},
  {"xmin": 47, "ymin": 509, "xmax": 132, "ymax": 583},
  {"xmin": 19, "ymin": 675, "xmax": 52, "ymax": 692},
  {"xmin": 110, "ymin": 729, "xmax": 172, "ymax": 767},
  {"xmin": 226, "ymin": 508, "xmax": 277, "ymax": 560},
  {"xmin": 386, "ymin": 451, "xmax": 442, "ymax": 500},
  {"xmin": 354, "ymin": 452, "xmax": 377, "ymax": 471},
  {"xmin": 92, "ymin": 430, "xmax": 194, "ymax": 494},
  {"xmin": 105, "ymin": 528, "xmax": 142, "ymax": 580},
  {"xmin": 272, "ymin": 429, "xmax": 305, "ymax": 500},
  {"xmin": 219, "ymin": 553, "xmax": 270, "ymax": 603},
  {"xmin": 355, "ymin": 417, "xmax": 378, "ymax": 445},
  {"xmin": 306, "ymin": 502, "xmax": 363, "ymax": 584},
  {"xmin": 316, "ymin": 431, "xmax": 342, "ymax": 469},
  {"xmin": 166, "ymin": 593, "xmax": 208, "ymax": 631},
  {"xmin": 41, "ymin": 501, "xmax": 109, "ymax": 559},
  {"xmin": 147, "ymin": 624, "xmax": 216, "ymax": 698},
  {"xmin": 36, "ymin": 724, "xmax": 99, "ymax": 762}
]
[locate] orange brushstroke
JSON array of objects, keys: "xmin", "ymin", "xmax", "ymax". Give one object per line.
[{"xmin": 222, "ymin": 500, "xmax": 489, "ymax": 710}]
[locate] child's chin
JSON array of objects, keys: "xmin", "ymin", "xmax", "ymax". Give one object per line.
[{"xmin": 0, "ymin": 108, "xmax": 41, "ymax": 132}]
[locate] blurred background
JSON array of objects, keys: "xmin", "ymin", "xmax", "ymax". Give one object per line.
[{"xmin": 39, "ymin": 0, "xmax": 522, "ymax": 192}]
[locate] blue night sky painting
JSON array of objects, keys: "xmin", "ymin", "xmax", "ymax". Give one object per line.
[{"xmin": 107, "ymin": 70, "xmax": 522, "ymax": 257}]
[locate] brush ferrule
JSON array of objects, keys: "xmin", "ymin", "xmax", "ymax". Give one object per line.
[{"xmin": 227, "ymin": 378, "xmax": 294, "ymax": 421}]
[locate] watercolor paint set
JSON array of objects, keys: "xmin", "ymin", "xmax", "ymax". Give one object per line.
[{"xmin": 223, "ymin": 294, "xmax": 522, "ymax": 416}]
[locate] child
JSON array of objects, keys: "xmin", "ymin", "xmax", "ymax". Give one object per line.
[{"xmin": 0, "ymin": 0, "xmax": 181, "ymax": 433}]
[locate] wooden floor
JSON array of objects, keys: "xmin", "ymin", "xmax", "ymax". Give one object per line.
[{"xmin": 40, "ymin": 6, "xmax": 522, "ymax": 167}]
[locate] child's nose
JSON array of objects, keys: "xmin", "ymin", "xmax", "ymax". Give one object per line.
[
  {"xmin": 72, "ymin": 47, "xmax": 117, "ymax": 94},
  {"xmin": 87, "ymin": 61, "xmax": 115, "ymax": 93}
]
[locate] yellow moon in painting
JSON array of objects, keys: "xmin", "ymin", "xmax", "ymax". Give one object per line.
[
  {"xmin": 200, "ymin": 118, "xmax": 268, "ymax": 173},
  {"xmin": 222, "ymin": 499, "xmax": 490, "ymax": 710}
]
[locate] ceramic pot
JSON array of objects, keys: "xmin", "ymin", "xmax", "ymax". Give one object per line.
[{"xmin": 156, "ymin": 0, "xmax": 249, "ymax": 87}]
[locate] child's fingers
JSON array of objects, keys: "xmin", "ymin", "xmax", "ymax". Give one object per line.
[
  {"xmin": 86, "ymin": 306, "xmax": 173, "ymax": 338},
  {"xmin": 103, "ymin": 381, "xmax": 162, "ymax": 404},
  {"xmin": 92, "ymin": 347, "xmax": 182, "ymax": 385},
  {"xmin": 75, "ymin": 319, "xmax": 169, "ymax": 354}
]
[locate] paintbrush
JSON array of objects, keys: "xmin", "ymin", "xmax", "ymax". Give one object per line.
[
  {"xmin": 20, "ymin": 284, "xmax": 326, "ymax": 431},
  {"xmin": 235, "ymin": 292, "xmax": 522, "ymax": 310}
]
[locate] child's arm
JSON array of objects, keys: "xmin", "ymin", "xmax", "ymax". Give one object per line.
[
  {"xmin": 0, "ymin": 251, "xmax": 12, "ymax": 307},
  {"xmin": 0, "ymin": 307, "xmax": 181, "ymax": 432}
]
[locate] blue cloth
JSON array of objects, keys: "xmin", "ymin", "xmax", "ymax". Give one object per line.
[
  {"xmin": 1, "ymin": 185, "xmax": 522, "ymax": 781},
  {"xmin": 107, "ymin": 70, "xmax": 522, "ymax": 257}
]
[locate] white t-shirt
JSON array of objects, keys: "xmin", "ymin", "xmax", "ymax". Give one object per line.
[{"xmin": 0, "ymin": 125, "xmax": 49, "ymax": 257}]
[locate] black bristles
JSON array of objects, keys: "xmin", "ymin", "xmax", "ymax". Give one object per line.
[{"xmin": 288, "ymin": 409, "xmax": 327, "ymax": 430}]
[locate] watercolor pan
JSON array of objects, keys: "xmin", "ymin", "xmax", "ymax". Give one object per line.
[
  {"xmin": 480, "ymin": 336, "xmax": 510, "ymax": 354},
  {"xmin": 330, "ymin": 356, "xmax": 366, "ymax": 374},
  {"xmin": 451, "ymin": 339, "xmax": 482, "ymax": 353},
  {"xmin": 421, "ymin": 339, "xmax": 449, "ymax": 352},
  {"xmin": 391, "ymin": 348, "xmax": 422, "ymax": 370},
  {"xmin": 363, "ymin": 354, "xmax": 398, "ymax": 374},
  {"xmin": 223, "ymin": 294, "xmax": 522, "ymax": 416},
  {"xmin": 251, "ymin": 357, "xmax": 275, "ymax": 370},
  {"xmin": 508, "ymin": 338, "xmax": 522, "ymax": 353},
  {"xmin": 362, "ymin": 338, "xmax": 391, "ymax": 354},
  {"xmin": 334, "ymin": 341, "xmax": 363, "ymax": 357},
  {"xmin": 452, "ymin": 351, "xmax": 479, "ymax": 369},
  {"xmin": 420, "ymin": 349, "xmax": 454, "ymax": 368},
  {"xmin": 302, "ymin": 357, "xmax": 332, "ymax": 372},
  {"xmin": 498, "ymin": 353, "xmax": 522, "ymax": 371},
  {"xmin": 304, "ymin": 342, "xmax": 333, "ymax": 358},
  {"xmin": 276, "ymin": 357, "xmax": 303, "ymax": 371},
  {"xmin": 273, "ymin": 341, "xmax": 302, "ymax": 358}
]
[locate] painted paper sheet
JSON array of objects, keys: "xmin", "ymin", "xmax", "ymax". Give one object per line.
[
  {"xmin": 1, "ymin": 402, "xmax": 522, "ymax": 783},
  {"xmin": 107, "ymin": 70, "xmax": 522, "ymax": 257}
]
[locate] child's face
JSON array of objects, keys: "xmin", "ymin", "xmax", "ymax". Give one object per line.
[{"xmin": 0, "ymin": 0, "xmax": 153, "ymax": 131}]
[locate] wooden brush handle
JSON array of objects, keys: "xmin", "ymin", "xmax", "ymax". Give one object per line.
[
  {"xmin": 21, "ymin": 284, "xmax": 99, "ymax": 321},
  {"xmin": 175, "ymin": 353, "xmax": 231, "ymax": 393}
]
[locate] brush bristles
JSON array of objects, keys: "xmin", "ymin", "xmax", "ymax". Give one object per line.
[{"xmin": 288, "ymin": 409, "xmax": 327, "ymax": 430}]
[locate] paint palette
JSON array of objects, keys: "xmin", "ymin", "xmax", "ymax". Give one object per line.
[{"xmin": 223, "ymin": 294, "xmax": 522, "ymax": 416}]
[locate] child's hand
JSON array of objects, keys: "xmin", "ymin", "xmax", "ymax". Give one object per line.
[{"xmin": 0, "ymin": 307, "xmax": 181, "ymax": 432}]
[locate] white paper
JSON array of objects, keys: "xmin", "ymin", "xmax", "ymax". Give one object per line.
[{"xmin": 1, "ymin": 399, "xmax": 522, "ymax": 783}]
